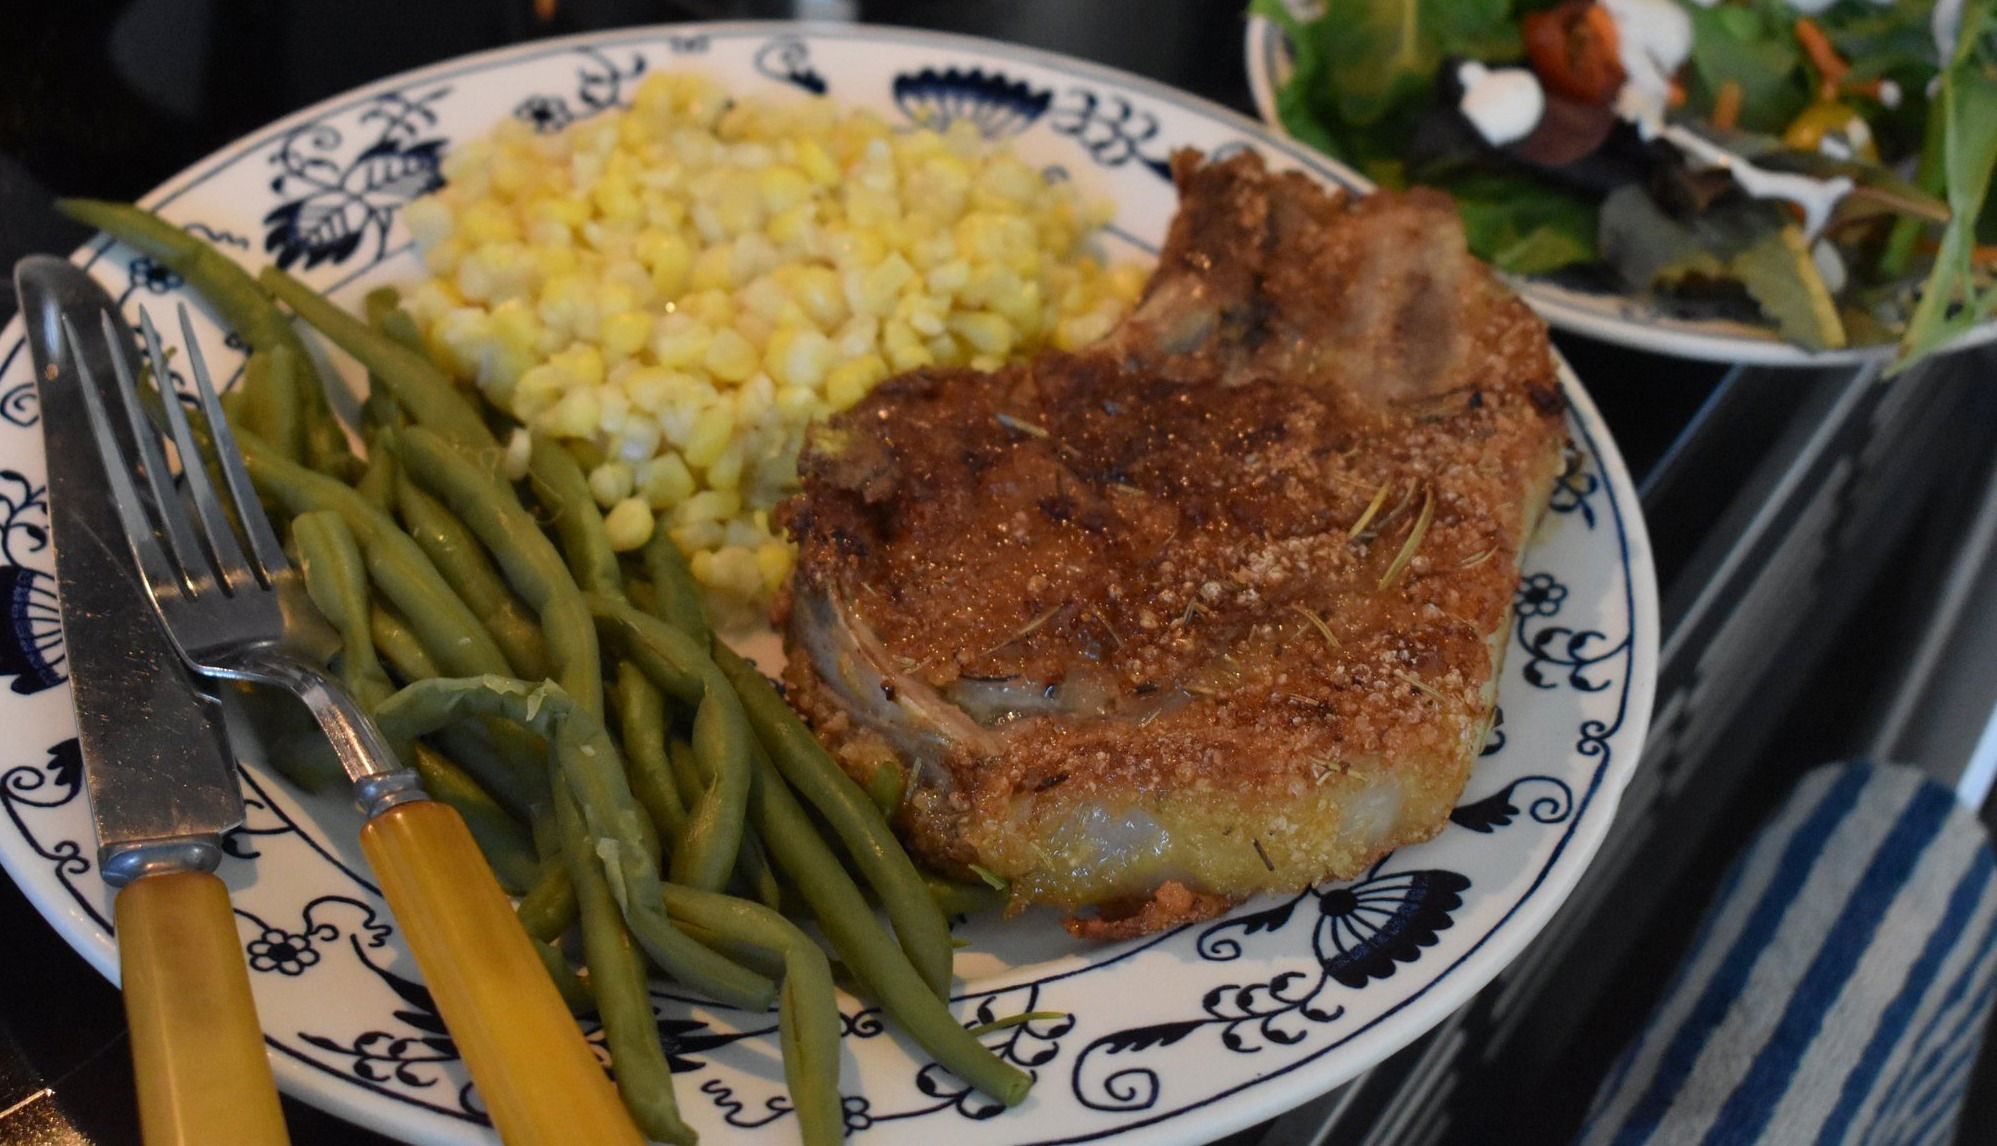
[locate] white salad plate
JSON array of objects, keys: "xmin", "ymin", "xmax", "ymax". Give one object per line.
[
  {"xmin": 1245, "ymin": 8, "xmax": 1996, "ymax": 368},
  {"xmin": 0, "ymin": 21, "xmax": 1657, "ymax": 1145}
]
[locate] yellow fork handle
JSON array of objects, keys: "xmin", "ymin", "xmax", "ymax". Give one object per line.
[
  {"xmin": 360, "ymin": 799, "xmax": 644, "ymax": 1146},
  {"xmin": 115, "ymin": 870, "xmax": 290, "ymax": 1146}
]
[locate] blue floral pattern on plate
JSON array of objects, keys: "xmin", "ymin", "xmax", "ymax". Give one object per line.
[{"xmin": 0, "ymin": 23, "xmax": 1656, "ymax": 1146}]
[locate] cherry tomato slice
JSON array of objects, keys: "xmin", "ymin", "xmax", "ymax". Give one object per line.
[{"xmin": 1524, "ymin": 1, "xmax": 1628, "ymax": 106}]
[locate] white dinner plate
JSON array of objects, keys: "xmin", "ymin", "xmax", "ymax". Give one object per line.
[
  {"xmin": 1243, "ymin": 7, "xmax": 1997, "ymax": 368},
  {"xmin": 0, "ymin": 21, "xmax": 1658, "ymax": 1145}
]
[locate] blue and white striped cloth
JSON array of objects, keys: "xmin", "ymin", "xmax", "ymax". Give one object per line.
[{"xmin": 1576, "ymin": 761, "xmax": 1997, "ymax": 1146}]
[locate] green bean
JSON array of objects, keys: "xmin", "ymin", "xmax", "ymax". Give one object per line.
[
  {"xmin": 254, "ymin": 342, "xmax": 306, "ymax": 464},
  {"xmin": 394, "ymin": 431, "xmax": 764, "ymax": 993},
  {"xmin": 429, "ymin": 722, "xmax": 546, "ymax": 824},
  {"xmin": 527, "ymin": 933, "xmax": 596, "ymax": 1017},
  {"xmin": 562, "ymin": 436, "xmax": 606, "ymax": 474},
  {"xmin": 393, "ymin": 427, "xmax": 601, "ymax": 712},
  {"xmin": 242, "ymin": 683, "xmax": 346, "ymax": 794},
  {"xmin": 220, "ymin": 354, "xmax": 258, "ymax": 436},
  {"xmin": 734, "ymin": 827, "xmax": 785, "ymax": 913},
  {"xmin": 659, "ymin": 883, "xmax": 842, "ymax": 1146},
  {"xmin": 373, "ymin": 676, "xmax": 776, "ymax": 1011},
  {"xmin": 516, "ymin": 859, "xmax": 578, "ymax": 944},
  {"xmin": 292, "ymin": 510, "xmax": 537, "ymax": 891},
  {"xmin": 239, "ymin": 428, "xmax": 511, "ymax": 679},
  {"xmin": 292, "ymin": 510, "xmax": 393, "ymax": 705},
  {"xmin": 354, "ymin": 439, "xmax": 398, "ymax": 513},
  {"xmin": 588, "ymin": 595, "xmax": 750, "ymax": 893},
  {"xmin": 615, "ymin": 662, "xmax": 687, "ymax": 839},
  {"xmin": 61, "ymin": 201, "xmax": 361, "ymax": 478},
  {"xmin": 641, "ymin": 527, "xmax": 711, "ymax": 647},
  {"xmin": 716, "ymin": 643, "xmax": 956, "ymax": 999},
  {"xmin": 363, "ymin": 286, "xmax": 429, "ymax": 355},
  {"xmin": 665, "ymin": 737, "xmax": 705, "ymax": 823},
  {"xmin": 528, "ymin": 435, "xmax": 624, "ymax": 602},
  {"xmin": 261, "ymin": 267, "xmax": 500, "ymax": 460},
  {"xmin": 409, "ymin": 742, "xmax": 539, "ymax": 893},
  {"xmin": 746, "ymin": 746, "xmax": 1029, "ymax": 1105},
  {"xmin": 396, "ymin": 468, "xmax": 551, "ymax": 681},
  {"xmin": 369, "ymin": 602, "xmax": 439, "ymax": 683},
  {"xmin": 248, "ymin": 428, "xmax": 553, "ymax": 805},
  {"xmin": 555, "ymin": 782, "xmax": 695, "ymax": 1146}
]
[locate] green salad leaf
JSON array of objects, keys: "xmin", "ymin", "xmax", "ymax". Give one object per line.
[
  {"xmin": 1598, "ymin": 184, "xmax": 1775, "ymax": 290},
  {"xmin": 1318, "ymin": 0, "xmax": 1516, "ymax": 126},
  {"xmin": 1896, "ymin": 0, "xmax": 1997, "ymax": 371},
  {"xmin": 1447, "ymin": 172, "xmax": 1598, "ymax": 274},
  {"xmin": 1256, "ymin": 0, "xmax": 1519, "ymax": 180},
  {"xmin": 1684, "ymin": 5, "xmax": 1809, "ymax": 134},
  {"xmin": 1827, "ymin": 1, "xmax": 1941, "ymax": 84},
  {"xmin": 1732, "ymin": 225, "xmax": 1848, "ymax": 350},
  {"xmin": 1252, "ymin": 0, "xmax": 1359, "ymax": 164}
]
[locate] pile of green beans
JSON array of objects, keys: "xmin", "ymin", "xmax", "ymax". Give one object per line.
[{"xmin": 63, "ymin": 201, "xmax": 1032, "ymax": 1146}]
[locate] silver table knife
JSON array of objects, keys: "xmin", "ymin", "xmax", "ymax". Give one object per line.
[{"xmin": 15, "ymin": 255, "xmax": 290, "ymax": 1146}]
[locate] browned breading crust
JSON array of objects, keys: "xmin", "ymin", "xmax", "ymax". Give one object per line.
[{"xmin": 777, "ymin": 150, "xmax": 1570, "ymax": 937}]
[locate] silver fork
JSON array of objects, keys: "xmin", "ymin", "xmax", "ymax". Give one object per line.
[
  {"xmin": 71, "ymin": 302, "xmax": 646, "ymax": 1146},
  {"xmin": 68, "ymin": 306, "xmax": 419, "ymax": 817}
]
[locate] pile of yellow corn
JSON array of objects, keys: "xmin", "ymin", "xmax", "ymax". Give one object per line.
[{"xmin": 399, "ymin": 72, "xmax": 1145, "ymax": 613}]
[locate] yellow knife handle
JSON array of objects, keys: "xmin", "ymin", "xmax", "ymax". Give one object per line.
[
  {"xmin": 115, "ymin": 870, "xmax": 290, "ymax": 1146},
  {"xmin": 360, "ymin": 799, "xmax": 644, "ymax": 1145}
]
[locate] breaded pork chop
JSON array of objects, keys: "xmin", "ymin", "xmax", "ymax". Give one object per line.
[{"xmin": 777, "ymin": 150, "xmax": 1570, "ymax": 939}]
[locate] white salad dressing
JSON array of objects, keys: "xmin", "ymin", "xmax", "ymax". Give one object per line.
[
  {"xmin": 1656, "ymin": 124, "xmax": 1855, "ymax": 237},
  {"xmin": 1600, "ymin": 0, "xmax": 1854, "ymax": 239},
  {"xmin": 1457, "ymin": 61, "xmax": 1546, "ymax": 146},
  {"xmin": 1602, "ymin": 0, "xmax": 1694, "ymax": 133}
]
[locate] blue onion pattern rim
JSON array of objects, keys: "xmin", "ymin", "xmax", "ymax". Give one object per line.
[{"xmin": 0, "ymin": 22, "xmax": 1656, "ymax": 1146}]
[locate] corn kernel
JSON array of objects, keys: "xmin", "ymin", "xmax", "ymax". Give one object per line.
[
  {"xmin": 588, "ymin": 461, "xmax": 636, "ymax": 507},
  {"xmin": 677, "ymin": 488, "xmax": 742, "ymax": 525},
  {"xmin": 639, "ymin": 453, "xmax": 697, "ymax": 508},
  {"xmin": 759, "ymin": 165, "xmax": 812, "ymax": 214},
  {"xmin": 755, "ymin": 542, "xmax": 793, "ymax": 592},
  {"xmin": 603, "ymin": 498, "xmax": 656, "ymax": 552},
  {"xmin": 949, "ymin": 310, "xmax": 1015, "ymax": 358},
  {"xmin": 797, "ymin": 137, "xmax": 839, "ymax": 185},
  {"xmin": 824, "ymin": 353, "xmax": 887, "ymax": 412},
  {"xmin": 705, "ymin": 444, "xmax": 743, "ymax": 492},
  {"xmin": 541, "ymin": 387, "xmax": 601, "ymax": 438},
  {"xmin": 704, "ymin": 327, "xmax": 758, "ymax": 383},
  {"xmin": 683, "ymin": 404, "xmax": 736, "ymax": 469},
  {"xmin": 600, "ymin": 310, "xmax": 651, "ymax": 359}
]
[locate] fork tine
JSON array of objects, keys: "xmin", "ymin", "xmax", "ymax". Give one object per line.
[
  {"xmin": 138, "ymin": 308, "xmax": 261, "ymax": 596},
  {"xmin": 65, "ymin": 315, "xmax": 187, "ymax": 604},
  {"xmin": 174, "ymin": 305, "xmax": 288, "ymax": 584},
  {"xmin": 97, "ymin": 309, "xmax": 219, "ymax": 601}
]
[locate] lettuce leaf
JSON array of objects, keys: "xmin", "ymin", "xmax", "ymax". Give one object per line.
[
  {"xmin": 1731, "ymin": 225, "xmax": 1848, "ymax": 350},
  {"xmin": 1895, "ymin": 1, "xmax": 1997, "ymax": 372},
  {"xmin": 1684, "ymin": 5, "xmax": 1809, "ymax": 134},
  {"xmin": 1446, "ymin": 172, "xmax": 1599, "ymax": 274}
]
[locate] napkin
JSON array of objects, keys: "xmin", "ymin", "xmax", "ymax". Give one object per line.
[{"xmin": 1575, "ymin": 761, "xmax": 1996, "ymax": 1145}]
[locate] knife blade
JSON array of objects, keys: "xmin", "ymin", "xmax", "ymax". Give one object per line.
[
  {"xmin": 15, "ymin": 257, "xmax": 242, "ymax": 871},
  {"xmin": 15, "ymin": 254, "xmax": 290, "ymax": 1146}
]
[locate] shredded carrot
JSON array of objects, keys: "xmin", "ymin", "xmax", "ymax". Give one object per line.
[
  {"xmin": 1668, "ymin": 77, "xmax": 1688, "ymax": 109},
  {"xmin": 1711, "ymin": 80, "xmax": 1743, "ymax": 131},
  {"xmin": 1795, "ymin": 18, "xmax": 1849, "ymax": 99},
  {"xmin": 1972, "ymin": 246, "xmax": 1997, "ymax": 267},
  {"xmin": 1841, "ymin": 76, "xmax": 1889, "ymax": 103}
]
